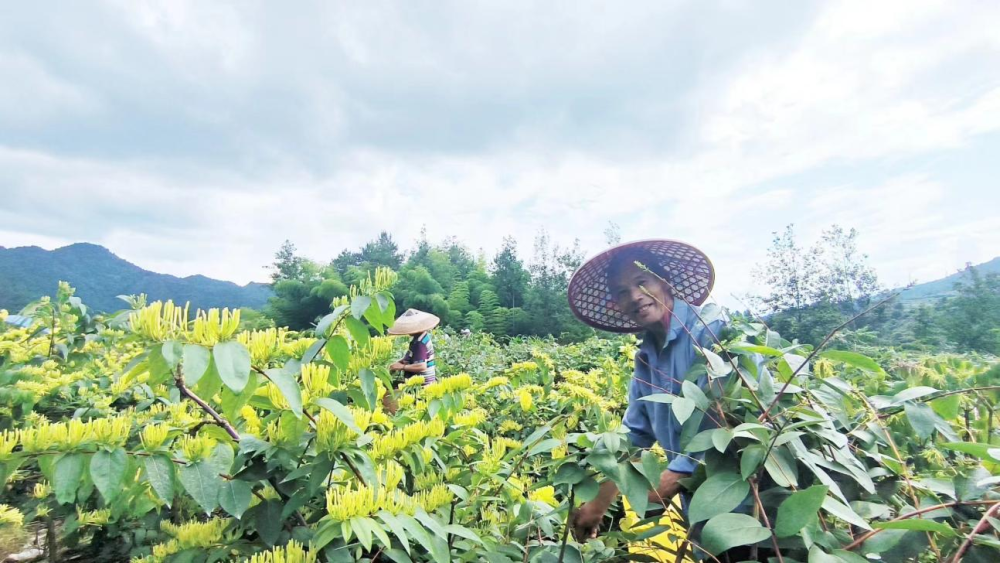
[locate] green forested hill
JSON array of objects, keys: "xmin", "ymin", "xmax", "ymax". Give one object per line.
[
  {"xmin": 898, "ymin": 256, "xmax": 1000, "ymax": 303},
  {"xmin": 0, "ymin": 243, "xmax": 272, "ymax": 313}
]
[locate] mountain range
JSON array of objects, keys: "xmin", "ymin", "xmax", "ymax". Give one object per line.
[
  {"xmin": 0, "ymin": 243, "xmax": 272, "ymax": 313},
  {"xmin": 897, "ymin": 256, "xmax": 1000, "ymax": 303}
]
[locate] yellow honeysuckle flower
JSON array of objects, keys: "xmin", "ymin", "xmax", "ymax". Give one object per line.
[
  {"xmin": 0, "ymin": 504, "xmax": 24, "ymax": 526},
  {"xmin": 246, "ymin": 540, "xmax": 317, "ymax": 563}
]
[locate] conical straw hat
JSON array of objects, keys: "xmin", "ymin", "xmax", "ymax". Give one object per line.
[
  {"xmin": 387, "ymin": 309, "xmax": 441, "ymax": 335},
  {"xmin": 567, "ymin": 239, "xmax": 715, "ymax": 333}
]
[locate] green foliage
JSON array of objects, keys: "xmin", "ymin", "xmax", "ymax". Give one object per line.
[{"xmin": 4, "ymin": 278, "xmax": 1000, "ymax": 563}]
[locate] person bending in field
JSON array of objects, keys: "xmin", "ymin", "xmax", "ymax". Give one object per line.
[
  {"xmin": 384, "ymin": 309, "xmax": 440, "ymax": 414},
  {"xmin": 566, "ymin": 240, "xmax": 763, "ymax": 562},
  {"xmin": 387, "ymin": 308, "xmax": 440, "ymax": 385}
]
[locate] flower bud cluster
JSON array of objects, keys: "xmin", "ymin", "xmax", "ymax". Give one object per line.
[
  {"xmin": 423, "ymin": 373, "xmax": 473, "ymax": 400},
  {"xmin": 246, "ymin": 540, "xmax": 317, "ymax": 563},
  {"xmin": 190, "ymin": 308, "xmax": 240, "ymax": 346},
  {"xmin": 369, "ymin": 418, "xmax": 445, "ymax": 461}
]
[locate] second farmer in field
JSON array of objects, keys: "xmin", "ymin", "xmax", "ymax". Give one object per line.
[{"xmin": 387, "ymin": 308, "xmax": 440, "ymax": 386}]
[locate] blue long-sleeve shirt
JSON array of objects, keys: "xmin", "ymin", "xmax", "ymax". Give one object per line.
[{"xmin": 622, "ymin": 299, "xmax": 725, "ymax": 474}]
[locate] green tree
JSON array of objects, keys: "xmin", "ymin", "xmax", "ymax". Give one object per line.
[
  {"xmin": 447, "ymin": 281, "xmax": 472, "ymax": 315},
  {"xmin": 268, "ymin": 240, "xmax": 309, "ymax": 283},
  {"xmin": 490, "ymin": 236, "xmax": 529, "ymax": 309},
  {"xmin": 525, "ymin": 230, "xmax": 585, "ymax": 337},
  {"xmin": 943, "ymin": 266, "xmax": 1000, "ymax": 353}
]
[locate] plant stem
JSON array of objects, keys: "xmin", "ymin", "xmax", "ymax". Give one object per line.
[
  {"xmin": 750, "ymin": 478, "xmax": 785, "ymax": 563},
  {"xmin": 949, "ymin": 501, "xmax": 1000, "ymax": 563},
  {"xmin": 844, "ymin": 500, "xmax": 998, "ymax": 551},
  {"xmin": 557, "ymin": 486, "xmax": 576, "ymax": 563}
]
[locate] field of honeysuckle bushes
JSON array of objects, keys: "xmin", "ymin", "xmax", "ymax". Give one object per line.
[{"xmin": 1, "ymin": 272, "xmax": 1000, "ymax": 563}]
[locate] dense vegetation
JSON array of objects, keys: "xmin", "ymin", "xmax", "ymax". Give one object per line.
[
  {"xmin": 2, "ymin": 270, "xmax": 999, "ymax": 562},
  {"xmin": 264, "ymin": 230, "xmax": 590, "ymax": 341}
]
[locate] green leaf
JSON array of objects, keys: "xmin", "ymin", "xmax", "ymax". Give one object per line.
[
  {"xmin": 345, "ymin": 316, "xmax": 370, "ymax": 350},
  {"xmin": 553, "ymin": 463, "xmax": 585, "ymax": 486},
  {"xmin": 352, "ymin": 516, "xmax": 373, "ymax": 550},
  {"xmin": 890, "ymin": 386, "xmax": 939, "ymax": 405},
  {"xmin": 314, "ymin": 398, "xmax": 362, "ymax": 434},
  {"xmin": 712, "ymin": 428, "xmax": 732, "ymax": 453},
  {"xmin": 940, "ymin": 442, "xmax": 1000, "ymax": 462},
  {"xmin": 213, "ymin": 341, "xmax": 251, "ymax": 393},
  {"xmin": 807, "ymin": 545, "xmax": 840, "ymax": 563},
  {"xmin": 775, "ymin": 485, "xmax": 829, "ymax": 537},
  {"xmin": 930, "ymin": 394, "xmax": 961, "ymax": 420},
  {"xmin": 54, "ymin": 453, "xmax": 85, "ymax": 505},
  {"xmin": 638, "ymin": 393, "xmax": 677, "ymax": 404},
  {"xmin": 741, "ymin": 445, "xmax": 766, "ymax": 480},
  {"xmin": 618, "ymin": 463, "xmax": 650, "ymax": 519},
  {"xmin": 218, "ymin": 480, "xmax": 252, "ymax": 519},
  {"xmin": 528, "ymin": 438, "xmax": 563, "ymax": 457},
  {"xmin": 701, "ymin": 513, "xmax": 771, "ymax": 555},
  {"xmin": 640, "ymin": 451, "xmax": 662, "ymax": 489},
  {"xmin": 143, "ymin": 455, "xmax": 174, "ymax": 506},
  {"xmin": 378, "ymin": 511, "xmax": 410, "ymax": 554},
  {"xmin": 316, "ymin": 306, "xmax": 347, "ymax": 336},
  {"xmin": 681, "ymin": 380, "xmax": 709, "ymax": 410},
  {"xmin": 325, "ymin": 336, "xmax": 350, "ymax": 372},
  {"xmin": 359, "ymin": 368, "xmax": 377, "ymax": 410},
  {"xmin": 904, "ymin": 402, "xmax": 939, "ymax": 440},
  {"xmin": 673, "ymin": 397, "xmax": 696, "ymax": 424},
  {"xmin": 574, "ymin": 476, "xmax": 599, "ymax": 503},
  {"xmin": 352, "ymin": 296, "xmax": 373, "ymax": 320},
  {"xmin": 764, "ymin": 445, "xmax": 799, "ymax": 488},
  {"xmin": 162, "ymin": 341, "xmax": 183, "ymax": 369},
  {"xmin": 873, "ymin": 519, "xmax": 957, "ymax": 536},
  {"xmin": 179, "ymin": 461, "xmax": 221, "ymax": 515},
  {"xmin": 821, "ymin": 350, "xmax": 884, "ymax": 374},
  {"xmin": 398, "ymin": 513, "xmax": 449, "ymax": 563},
  {"xmin": 688, "ymin": 471, "xmax": 750, "ymax": 524},
  {"xmin": 208, "ymin": 443, "xmax": 235, "ymax": 476},
  {"xmin": 255, "ymin": 499, "xmax": 283, "ymax": 546},
  {"xmin": 822, "ymin": 497, "xmax": 872, "ymax": 530},
  {"xmin": 182, "ymin": 344, "xmax": 211, "ymax": 387},
  {"xmin": 702, "ymin": 348, "xmax": 733, "ymax": 378},
  {"xmin": 584, "ymin": 450, "xmax": 620, "ymax": 482},
  {"xmin": 265, "ymin": 367, "xmax": 303, "ymax": 418},
  {"xmin": 685, "ymin": 430, "xmax": 717, "ymax": 453},
  {"xmin": 90, "ymin": 448, "xmax": 128, "ymax": 502}
]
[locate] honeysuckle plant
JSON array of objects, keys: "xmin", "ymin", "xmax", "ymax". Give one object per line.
[{"xmin": 0, "ymin": 273, "xmax": 998, "ymax": 563}]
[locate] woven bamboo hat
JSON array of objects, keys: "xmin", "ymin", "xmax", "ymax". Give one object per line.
[
  {"xmin": 567, "ymin": 239, "xmax": 715, "ymax": 333},
  {"xmin": 387, "ymin": 309, "xmax": 441, "ymax": 335}
]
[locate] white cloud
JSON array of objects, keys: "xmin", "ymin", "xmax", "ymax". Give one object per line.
[{"xmin": 0, "ymin": 0, "xmax": 997, "ymax": 309}]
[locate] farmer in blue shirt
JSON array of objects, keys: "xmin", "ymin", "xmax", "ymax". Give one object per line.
[{"xmin": 566, "ymin": 240, "xmax": 725, "ymax": 542}]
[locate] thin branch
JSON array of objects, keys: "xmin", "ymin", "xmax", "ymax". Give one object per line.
[
  {"xmin": 844, "ymin": 500, "xmax": 999, "ymax": 551},
  {"xmin": 949, "ymin": 501, "xmax": 1000, "ymax": 563},
  {"xmin": 751, "ymin": 478, "xmax": 785, "ymax": 563},
  {"xmin": 758, "ymin": 290, "xmax": 900, "ymax": 422},
  {"xmin": 558, "ymin": 486, "xmax": 576, "ymax": 563},
  {"xmin": 174, "ymin": 367, "xmax": 240, "ymax": 441}
]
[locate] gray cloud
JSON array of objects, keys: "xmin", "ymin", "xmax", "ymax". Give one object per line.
[{"xmin": 0, "ymin": 0, "xmax": 998, "ymax": 305}]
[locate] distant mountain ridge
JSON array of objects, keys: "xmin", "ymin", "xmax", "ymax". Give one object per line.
[
  {"xmin": 0, "ymin": 243, "xmax": 272, "ymax": 313},
  {"xmin": 897, "ymin": 256, "xmax": 1000, "ymax": 303}
]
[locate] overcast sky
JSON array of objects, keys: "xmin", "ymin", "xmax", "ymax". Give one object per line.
[{"xmin": 1, "ymin": 1, "xmax": 997, "ymax": 305}]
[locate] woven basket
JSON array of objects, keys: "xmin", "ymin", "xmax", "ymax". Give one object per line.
[{"xmin": 567, "ymin": 239, "xmax": 715, "ymax": 333}]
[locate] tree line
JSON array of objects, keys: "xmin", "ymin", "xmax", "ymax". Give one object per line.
[
  {"xmin": 261, "ymin": 228, "xmax": 593, "ymax": 341},
  {"xmin": 254, "ymin": 224, "xmax": 1000, "ymax": 354}
]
